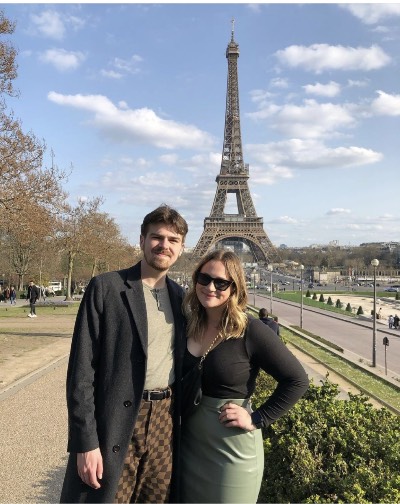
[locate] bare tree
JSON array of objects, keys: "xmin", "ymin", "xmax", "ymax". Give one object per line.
[
  {"xmin": 57, "ymin": 197, "xmax": 103, "ymax": 300},
  {"xmin": 0, "ymin": 10, "xmax": 67, "ymax": 222}
]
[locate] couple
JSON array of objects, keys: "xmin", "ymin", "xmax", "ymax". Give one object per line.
[{"xmin": 60, "ymin": 205, "xmax": 309, "ymax": 504}]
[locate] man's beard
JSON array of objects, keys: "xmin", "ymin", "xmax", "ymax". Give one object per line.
[{"xmin": 144, "ymin": 249, "xmax": 172, "ymax": 271}]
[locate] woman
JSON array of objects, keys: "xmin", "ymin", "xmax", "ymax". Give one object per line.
[{"xmin": 180, "ymin": 250, "xmax": 309, "ymax": 503}]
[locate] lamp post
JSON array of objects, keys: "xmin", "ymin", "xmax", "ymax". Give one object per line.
[
  {"xmin": 252, "ymin": 268, "xmax": 256, "ymax": 307},
  {"xmin": 300, "ymin": 265, "xmax": 304, "ymax": 329},
  {"xmin": 371, "ymin": 258, "xmax": 379, "ymax": 367},
  {"xmin": 268, "ymin": 264, "xmax": 273, "ymax": 315}
]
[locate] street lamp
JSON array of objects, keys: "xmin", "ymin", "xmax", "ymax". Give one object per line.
[
  {"xmin": 300, "ymin": 265, "xmax": 304, "ymax": 329},
  {"xmin": 371, "ymin": 258, "xmax": 379, "ymax": 367},
  {"xmin": 267, "ymin": 264, "xmax": 273, "ymax": 315},
  {"xmin": 252, "ymin": 267, "xmax": 257, "ymax": 307}
]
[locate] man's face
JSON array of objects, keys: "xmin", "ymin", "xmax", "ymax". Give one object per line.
[{"xmin": 140, "ymin": 224, "xmax": 184, "ymax": 272}]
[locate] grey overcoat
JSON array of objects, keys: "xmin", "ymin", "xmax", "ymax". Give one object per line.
[{"xmin": 60, "ymin": 261, "xmax": 186, "ymax": 503}]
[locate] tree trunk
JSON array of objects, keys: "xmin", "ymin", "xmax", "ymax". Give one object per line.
[{"xmin": 65, "ymin": 251, "xmax": 75, "ymax": 300}]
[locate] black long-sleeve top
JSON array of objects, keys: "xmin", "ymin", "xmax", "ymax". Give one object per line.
[{"xmin": 183, "ymin": 315, "xmax": 309, "ymax": 427}]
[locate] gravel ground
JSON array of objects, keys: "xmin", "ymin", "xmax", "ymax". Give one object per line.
[{"xmin": 0, "ymin": 363, "xmax": 68, "ymax": 503}]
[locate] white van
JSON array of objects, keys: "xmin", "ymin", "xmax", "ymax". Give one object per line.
[{"xmin": 48, "ymin": 281, "xmax": 62, "ymax": 292}]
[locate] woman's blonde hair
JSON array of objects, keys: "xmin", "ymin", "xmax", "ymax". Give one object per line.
[{"xmin": 183, "ymin": 249, "xmax": 248, "ymax": 342}]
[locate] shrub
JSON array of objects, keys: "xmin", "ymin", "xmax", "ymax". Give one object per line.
[
  {"xmin": 257, "ymin": 379, "xmax": 400, "ymax": 503},
  {"xmin": 312, "ymin": 293, "xmax": 318, "ymax": 300},
  {"xmin": 319, "ymin": 293, "xmax": 325, "ymax": 303},
  {"xmin": 336, "ymin": 299, "xmax": 342, "ymax": 309},
  {"xmin": 327, "ymin": 296, "xmax": 333, "ymax": 306},
  {"xmin": 396, "ymin": 292, "xmax": 400, "ymax": 301},
  {"xmin": 357, "ymin": 306, "xmax": 364, "ymax": 315},
  {"xmin": 346, "ymin": 302, "xmax": 352, "ymax": 312},
  {"xmin": 306, "ymin": 290, "xmax": 311, "ymax": 298}
]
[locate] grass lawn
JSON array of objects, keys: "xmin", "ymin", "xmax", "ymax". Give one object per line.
[{"xmin": 282, "ymin": 327, "xmax": 400, "ymax": 412}]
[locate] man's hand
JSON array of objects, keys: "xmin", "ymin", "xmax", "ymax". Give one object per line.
[{"xmin": 77, "ymin": 448, "xmax": 103, "ymax": 489}]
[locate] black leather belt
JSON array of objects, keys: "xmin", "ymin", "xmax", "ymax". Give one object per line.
[{"xmin": 143, "ymin": 387, "xmax": 172, "ymax": 401}]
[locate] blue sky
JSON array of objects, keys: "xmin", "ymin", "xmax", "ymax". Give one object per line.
[{"xmin": 3, "ymin": 3, "xmax": 400, "ymax": 248}]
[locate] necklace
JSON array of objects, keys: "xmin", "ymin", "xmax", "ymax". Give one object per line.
[{"xmin": 199, "ymin": 332, "xmax": 221, "ymax": 368}]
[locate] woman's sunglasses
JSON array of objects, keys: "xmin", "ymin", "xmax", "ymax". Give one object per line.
[{"xmin": 196, "ymin": 272, "xmax": 233, "ymax": 292}]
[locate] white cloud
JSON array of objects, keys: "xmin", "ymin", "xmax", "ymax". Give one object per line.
[
  {"xmin": 48, "ymin": 92, "xmax": 216, "ymax": 150},
  {"xmin": 370, "ymin": 90, "xmax": 400, "ymax": 116},
  {"xmin": 101, "ymin": 69, "xmax": 123, "ymax": 79},
  {"xmin": 303, "ymin": 81, "xmax": 341, "ymax": 98},
  {"xmin": 270, "ymin": 77, "xmax": 289, "ymax": 89},
  {"xmin": 275, "ymin": 44, "xmax": 391, "ymax": 73},
  {"xmin": 31, "ymin": 10, "xmax": 65, "ymax": 40},
  {"xmin": 247, "ymin": 139, "xmax": 382, "ymax": 171},
  {"xmin": 247, "ymin": 99, "xmax": 356, "ymax": 139},
  {"xmin": 249, "ymin": 89, "xmax": 274, "ymax": 104},
  {"xmin": 30, "ymin": 10, "xmax": 85, "ymax": 40},
  {"xmin": 113, "ymin": 55, "xmax": 143, "ymax": 74},
  {"xmin": 326, "ymin": 208, "xmax": 351, "ymax": 215},
  {"xmin": 341, "ymin": 4, "xmax": 400, "ymax": 25},
  {"xmin": 40, "ymin": 49, "xmax": 86, "ymax": 71}
]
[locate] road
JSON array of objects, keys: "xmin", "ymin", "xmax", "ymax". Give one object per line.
[{"xmin": 255, "ymin": 293, "xmax": 400, "ymax": 377}]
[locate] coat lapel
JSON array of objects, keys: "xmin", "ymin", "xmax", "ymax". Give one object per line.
[{"xmin": 123, "ymin": 262, "xmax": 148, "ymax": 356}]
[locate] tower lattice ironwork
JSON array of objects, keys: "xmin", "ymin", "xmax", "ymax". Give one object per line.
[{"xmin": 192, "ymin": 21, "xmax": 277, "ymax": 264}]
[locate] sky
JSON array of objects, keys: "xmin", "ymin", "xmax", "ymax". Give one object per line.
[{"xmin": 3, "ymin": 2, "xmax": 400, "ymax": 249}]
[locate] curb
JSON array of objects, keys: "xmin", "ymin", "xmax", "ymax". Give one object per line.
[{"xmin": 0, "ymin": 353, "xmax": 69, "ymax": 402}]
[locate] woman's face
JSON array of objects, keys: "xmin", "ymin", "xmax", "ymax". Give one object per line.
[{"xmin": 195, "ymin": 259, "xmax": 233, "ymax": 312}]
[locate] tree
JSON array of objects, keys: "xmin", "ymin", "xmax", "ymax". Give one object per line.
[
  {"xmin": 82, "ymin": 211, "xmax": 126, "ymax": 278},
  {"xmin": 346, "ymin": 302, "xmax": 352, "ymax": 312},
  {"xmin": 0, "ymin": 10, "xmax": 67, "ymax": 222},
  {"xmin": 357, "ymin": 306, "xmax": 364, "ymax": 315},
  {"xmin": 327, "ymin": 296, "xmax": 333, "ymax": 306},
  {"xmin": 336, "ymin": 299, "xmax": 342, "ymax": 309},
  {"xmin": 319, "ymin": 293, "xmax": 325, "ymax": 303},
  {"xmin": 57, "ymin": 197, "xmax": 103, "ymax": 299}
]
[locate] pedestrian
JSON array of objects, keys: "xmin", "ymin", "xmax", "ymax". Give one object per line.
[
  {"xmin": 27, "ymin": 280, "xmax": 40, "ymax": 317},
  {"xmin": 60, "ymin": 204, "xmax": 188, "ymax": 503},
  {"xmin": 258, "ymin": 307, "xmax": 280, "ymax": 336},
  {"xmin": 9, "ymin": 286, "xmax": 17, "ymax": 305},
  {"xmin": 180, "ymin": 250, "xmax": 309, "ymax": 503},
  {"xmin": 388, "ymin": 315, "xmax": 394, "ymax": 329},
  {"xmin": 394, "ymin": 314, "xmax": 399, "ymax": 330}
]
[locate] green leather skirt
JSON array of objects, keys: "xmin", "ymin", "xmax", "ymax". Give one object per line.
[{"xmin": 180, "ymin": 395, "xmax": 264, "ymax": 503}]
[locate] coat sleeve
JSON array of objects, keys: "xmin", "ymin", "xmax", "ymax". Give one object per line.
[
  {"xmin": 246, "ymin": 317, "xmax": 309, "ymax": 427},
  {"xmin": 66, "ymin": 276, "xmax": 104, "ymax": 453}
]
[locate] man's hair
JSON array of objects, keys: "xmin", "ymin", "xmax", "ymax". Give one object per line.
[
  {"xmin": 141, "ymin": 204, "xmax": 188, "ymax": 242},
  {"xmin": 258, "ymin": 308, "xmax": 268, "ymax": 319},
  {"xmin": 183, "ymin": 249, "xmax": 248, "ymax": 342}
]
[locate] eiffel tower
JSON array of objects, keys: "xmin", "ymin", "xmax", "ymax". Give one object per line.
[{"xmin": 192, "ymin": 21, "xmax": 277, "ymax": 265}]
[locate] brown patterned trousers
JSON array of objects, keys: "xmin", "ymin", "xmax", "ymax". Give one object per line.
[{"xmin": 114, "ymin": 396, "xmax": 173, "ymax": 503}]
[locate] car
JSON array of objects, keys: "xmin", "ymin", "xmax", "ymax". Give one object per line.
[
  {"xmin": 316, "ymin": 283, "xmax": 323, "ymax": 286},
  {"xmin": 384, "ymin": 287, "xmax": 399, "ymax": 292},
  {"xmin": 308, "ymin": 283, "xmax": 314, "ymax": 288}
]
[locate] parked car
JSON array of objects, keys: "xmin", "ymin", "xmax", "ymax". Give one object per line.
[{"xmin": 384, "ymin": 287, "xmax": 399, "ymax": 292}]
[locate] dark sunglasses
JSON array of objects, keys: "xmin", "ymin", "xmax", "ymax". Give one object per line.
[{"xmin": 197, "ymin": 272, "xmax": 233, "ymax": 292}]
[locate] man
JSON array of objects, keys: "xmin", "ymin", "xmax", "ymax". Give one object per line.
[
  {"xmin": 60, "ymin": 205, "xmax": 188, "ymax": 503},
  {"xmin": 258, "ymin": 307, "xmax": 280, "ymax": 336},
  {"xmin": 27, "ymin": 280, "xmax": 40, "ymax": 317}
]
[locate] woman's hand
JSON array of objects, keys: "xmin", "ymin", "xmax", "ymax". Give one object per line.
[{"xmin": 218, "ymin": 402, "xmax": 256, "ymax": 431}]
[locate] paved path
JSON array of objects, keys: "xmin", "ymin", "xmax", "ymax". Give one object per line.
[{"xmin": 0, "ymin": 363, "xmax": 68, "ymax": 503}]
